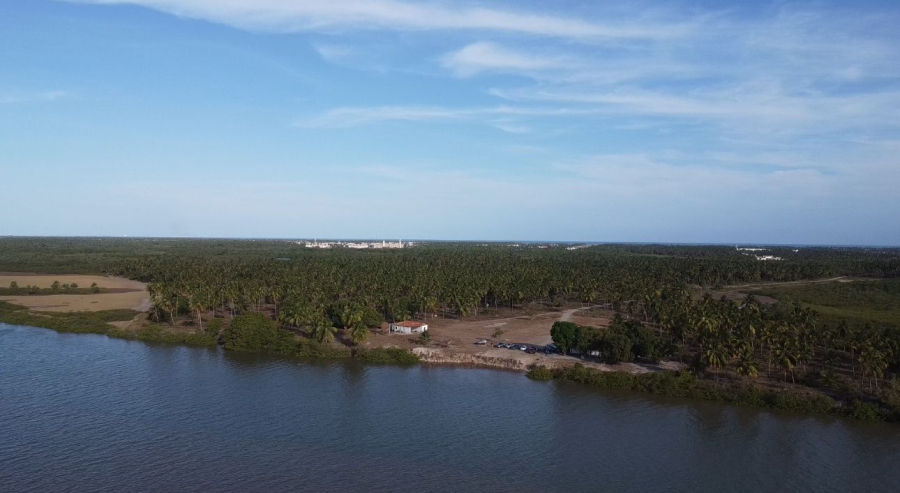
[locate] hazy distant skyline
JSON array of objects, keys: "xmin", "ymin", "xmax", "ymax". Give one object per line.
[{"xmin": 2, "ymin": 1, "xmax": 899, "ymax": 245}]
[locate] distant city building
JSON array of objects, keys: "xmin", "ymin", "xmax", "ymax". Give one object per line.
[
  {"xmin": 297, "ymin": 239, "xmax": 411, "ymax": 249},
  {"xmin": 389, "ymin": 321, "xmax": 428, "ymax": 334}
]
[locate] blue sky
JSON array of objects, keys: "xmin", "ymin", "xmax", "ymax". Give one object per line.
[{"xmin": 2, "ymin": 0, "xmax": 899, "ymax": 244}]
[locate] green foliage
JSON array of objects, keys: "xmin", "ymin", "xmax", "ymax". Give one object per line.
[
  {"xmin": 417, "ymin": 329, "xmax": 432, "ymax": 345},
  {"xmin": 844, "ymin": 400, "xmax": 887, "ymax": 422},
  {"xmin": 206, "ymin": 318, "xmax": 224, "ymax": 336},
  {"xmin": 551, "ymin": 321, "xmax": 578, "ymax": 353},
  {"xmin": 360, "ymin": 306, "xmax": 383, "ymax": 328},
  {"xmin": 295, "ymin": 337, "xmax": 351, "ymax": 359},
  {"xmin": 0, "ymin": 301, "xmax": 215, "ymax": 346},
  {"xmin": 222, "ymin": 313, "xmax": 295, "ymax": 353},
  {"xmin": 756, "ymin": 279, "xmax": 900, "ymax": 330},
  {"xmin": 40, "ymin": 308, "xmax": 138, "ymax": 323},
  {"xmin": 0, "ymin": 286, "xmax": 107, "ymax": 296},
  {"xmin": 550, "ymin": 364, "xmax": 886, "ymax": 421},
  {"xmin": 599, "ymin": 333, "xmax": 633, "ymax": 364},
  {"xmin": 356, "ymin": 347, "xmax": 419, "ymax": 365},
  {"xmin": 108, "ymin": 325, "xmax": 218, "ymax": 346},
  {"xmin": 350, "ymin": 325, "xmax": 370, "ymax": 345},
  {"xmin": 526, "ymin": 365, "xmax": 554, "ymax": 381},
  {"xmin": 0, "ymin": 238, "xmax": 897, "ymax": 417}
]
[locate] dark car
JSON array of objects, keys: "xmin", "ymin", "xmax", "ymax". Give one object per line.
[{"xmin": 525, "ymin": 347, "xmax": 536, "ymax": 354}]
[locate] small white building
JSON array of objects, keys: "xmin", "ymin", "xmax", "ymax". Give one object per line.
[{"xmin": 389, "ymin": 321, "xmax": 428, "ymax": 334}]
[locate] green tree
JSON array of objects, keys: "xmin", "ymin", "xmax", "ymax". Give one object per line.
[
  {"xmin": 600, "ymin": 333, "xmax": 633, "ymax": 364},
  {"xmin": 418, "ymin": 329, "xmax": 432, "ymax": 345},
  {"xmin": 309, "ymin": 315, "xmax": 337, "ymax": 344},
  {"xmin": 350, "ymin": 324, "xmax": 370, "ymax": 345},
  {"xmin": 703, "ymin": 343, "xmax": 729, "ymax": 381},
  {"xmin": 551, "ymin": 321, "xmax": 578, "ymax": 354}
]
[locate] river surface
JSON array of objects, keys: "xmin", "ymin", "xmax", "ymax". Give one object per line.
[{"xmin": 2, "ymin": 323, "xmax": 899, "ymax": 492}]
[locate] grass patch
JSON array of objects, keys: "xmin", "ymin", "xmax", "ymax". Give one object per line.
[
  {"xmin": 0, "ymin": 301, "xmax": 215, "ymax": 346},
  {"xmin": 39, "ymin": 309, "xmax": 139, "ymax": 323},
  {"xmin": 107, "ymin": 325, "xmax": 217, "ymax": 346},
  {"xmin": 755, "ymin": 279, "xmax": 900, "ymax": 330}
]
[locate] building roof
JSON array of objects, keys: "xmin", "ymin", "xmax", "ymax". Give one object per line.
[{"xmin": 392, "ymin": 321, "xmax": 426, "ymax": 328}]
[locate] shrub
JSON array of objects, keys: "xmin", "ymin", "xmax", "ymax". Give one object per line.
[
  {"xmin": 222, "ymin": 313, "xmax": 294, "ymax": 354},
  {"xmin": 845, "ymin": 400, "xmax": 887, "ymax": 421},
  {"xmin": 356, "ymin": 347, "xmax": 419, "ymax": 365},
  {"xmin": 296, "ymin": 337, "xmax": 351, "ymax": 359},
  {"xmin": 526, "ymin": 365, "xmax": 554, "ymax": 381},
  {"xmin": 206, "ymin": 318, "xmax": 224, "ymax": 336}
]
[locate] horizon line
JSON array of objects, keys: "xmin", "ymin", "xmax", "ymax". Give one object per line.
[{"xmin": 2, "ymin": 235, "xmax": 899, "ymax": 249}]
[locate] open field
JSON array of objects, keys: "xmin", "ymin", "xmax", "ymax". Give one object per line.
[
  {"xmin": 0, "ymin": 274, "xmax": 149, "ymax": 313},
  {"xmin": 752, "ymin": 278, "xmax": 900, "ymax": 330}
]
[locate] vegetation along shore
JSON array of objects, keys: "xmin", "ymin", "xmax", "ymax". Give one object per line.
[{"xmin": 1, "ymin": 237, "xmax": 899, "ymax": 422}]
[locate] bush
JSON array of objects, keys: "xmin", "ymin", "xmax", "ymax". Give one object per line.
[
  {"xmin": 546, "ymin": 364, "xmax": 876, "ymax": 421},
  {"xmin": 112, "ymin": 325, "xmax": 217, "ymax": 346},
  {"xmin": 844, "ymin": 400, "xmax": 887, "ymax": 421},
  {"xmin": 356, "ymin": 347, "xmax": 419, "ymax": 365},
  {"xmin": 526, "ymin": 365, "xmax": 554, "ymax": 381},
  {"xmin": 206, "ymin": 318, "xmax": 224, "ymax": 336},
  {"xmin": 222, "ymin": 313, "xmax": 294, "ymax": 354},
  {"xmin": 296, "ymin": 337, "xmax": 351, "ymax": 359}
]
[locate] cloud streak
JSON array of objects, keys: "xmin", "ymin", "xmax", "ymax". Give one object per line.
[
  {"xmin": 0, "ymin": 90, "xmax": 70, "ymax": 104},
  {"xmin": 70, "ymin": 0, "xmax": 692, "ymax": 41},
  {"xmin": 294, "ymin": 105, "xmax": 602, "ymax": 128}
]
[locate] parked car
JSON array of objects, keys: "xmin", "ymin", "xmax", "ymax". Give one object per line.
[
  {"xmin": 525, "ymin": 347, "xmax": 536, "ymax": 354},
  {"xmin": 518, "ymin": 345, "xmax": 528, "ymax": 351},
  {"xmin": 496, "ymin": 342, "xmax": 509, "ymax": 348},
  {"xmin": 475, "ymin": 339, "xmax": 488, "ymax": 345}
]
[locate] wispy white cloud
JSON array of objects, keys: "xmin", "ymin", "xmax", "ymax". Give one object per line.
[
  {"xmin": 69, "ymin": 0, "xmax": 692, "ymax": 41},
  {"xmin": 294, "ymin": 104, "xmax": 601, "ymax": 128},
  {"xmin": 0, "ymin": 90, "xmax": 71, "ymax": 104},
  {"xmin": 311, "ymin": 42, "xmax": 355, "ymax": 63},
  {"xmin": 442, "ymin": 42, "xmax": 567, "ymax": 78}
]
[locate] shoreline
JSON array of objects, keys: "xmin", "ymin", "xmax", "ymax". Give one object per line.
[{"xmin": 1, "ymin": 309, "xmax": 894, "ymax": 424}]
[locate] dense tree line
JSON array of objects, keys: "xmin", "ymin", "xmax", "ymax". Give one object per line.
[{"xmin": 1, "ymin": 238, "xmax": 898, "ymax": 414}]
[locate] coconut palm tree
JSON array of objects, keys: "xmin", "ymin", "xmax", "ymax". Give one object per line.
[
  {"xmin": 704, "ymin": 343, "xmax": 729, "ymax": 382},
  {"xmin": 189, "ymin": 295, "xmax": 205, "ymax": 331},
  {"xmin": 349, "ymin": 324, "xmax": 370, "ymax": 345},
  {"xmin": 309, "ymin": 315, "xmax": 337, "ymax": 344}
]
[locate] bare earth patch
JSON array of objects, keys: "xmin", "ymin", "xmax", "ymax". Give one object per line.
[
  {"xmin": 0, "ymin": 273, "xmax": 149, "ymax": 312},
  {"xmin": 368, "ymin": 305, "xmax": 673, "ymax": 374}
]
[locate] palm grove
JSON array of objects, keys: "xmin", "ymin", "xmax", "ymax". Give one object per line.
[{"xmin": 1, "ymin": 238, "xmax": 898, "ymax": 418}]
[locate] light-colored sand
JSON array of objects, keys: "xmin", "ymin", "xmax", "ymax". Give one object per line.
[
  {"xmin": 0, "ymin": 273, "xmax": 149, "ymax": 312},
  {"xmin": 418, "ymin": 305, "xmax": 609, "ymax": 352},
  {"xmin": 412, "ymin": 347, "xmax": 677, "ymax": 374}
]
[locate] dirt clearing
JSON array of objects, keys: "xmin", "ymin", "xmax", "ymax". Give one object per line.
[{"xmin": 0, "ymin": 273, "xmax": 149, "ymax": 312}]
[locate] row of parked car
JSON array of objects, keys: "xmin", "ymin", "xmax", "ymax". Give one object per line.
[{"xmin": 495, "ymin": 342, "xmax": 559, "ymax": 355}]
